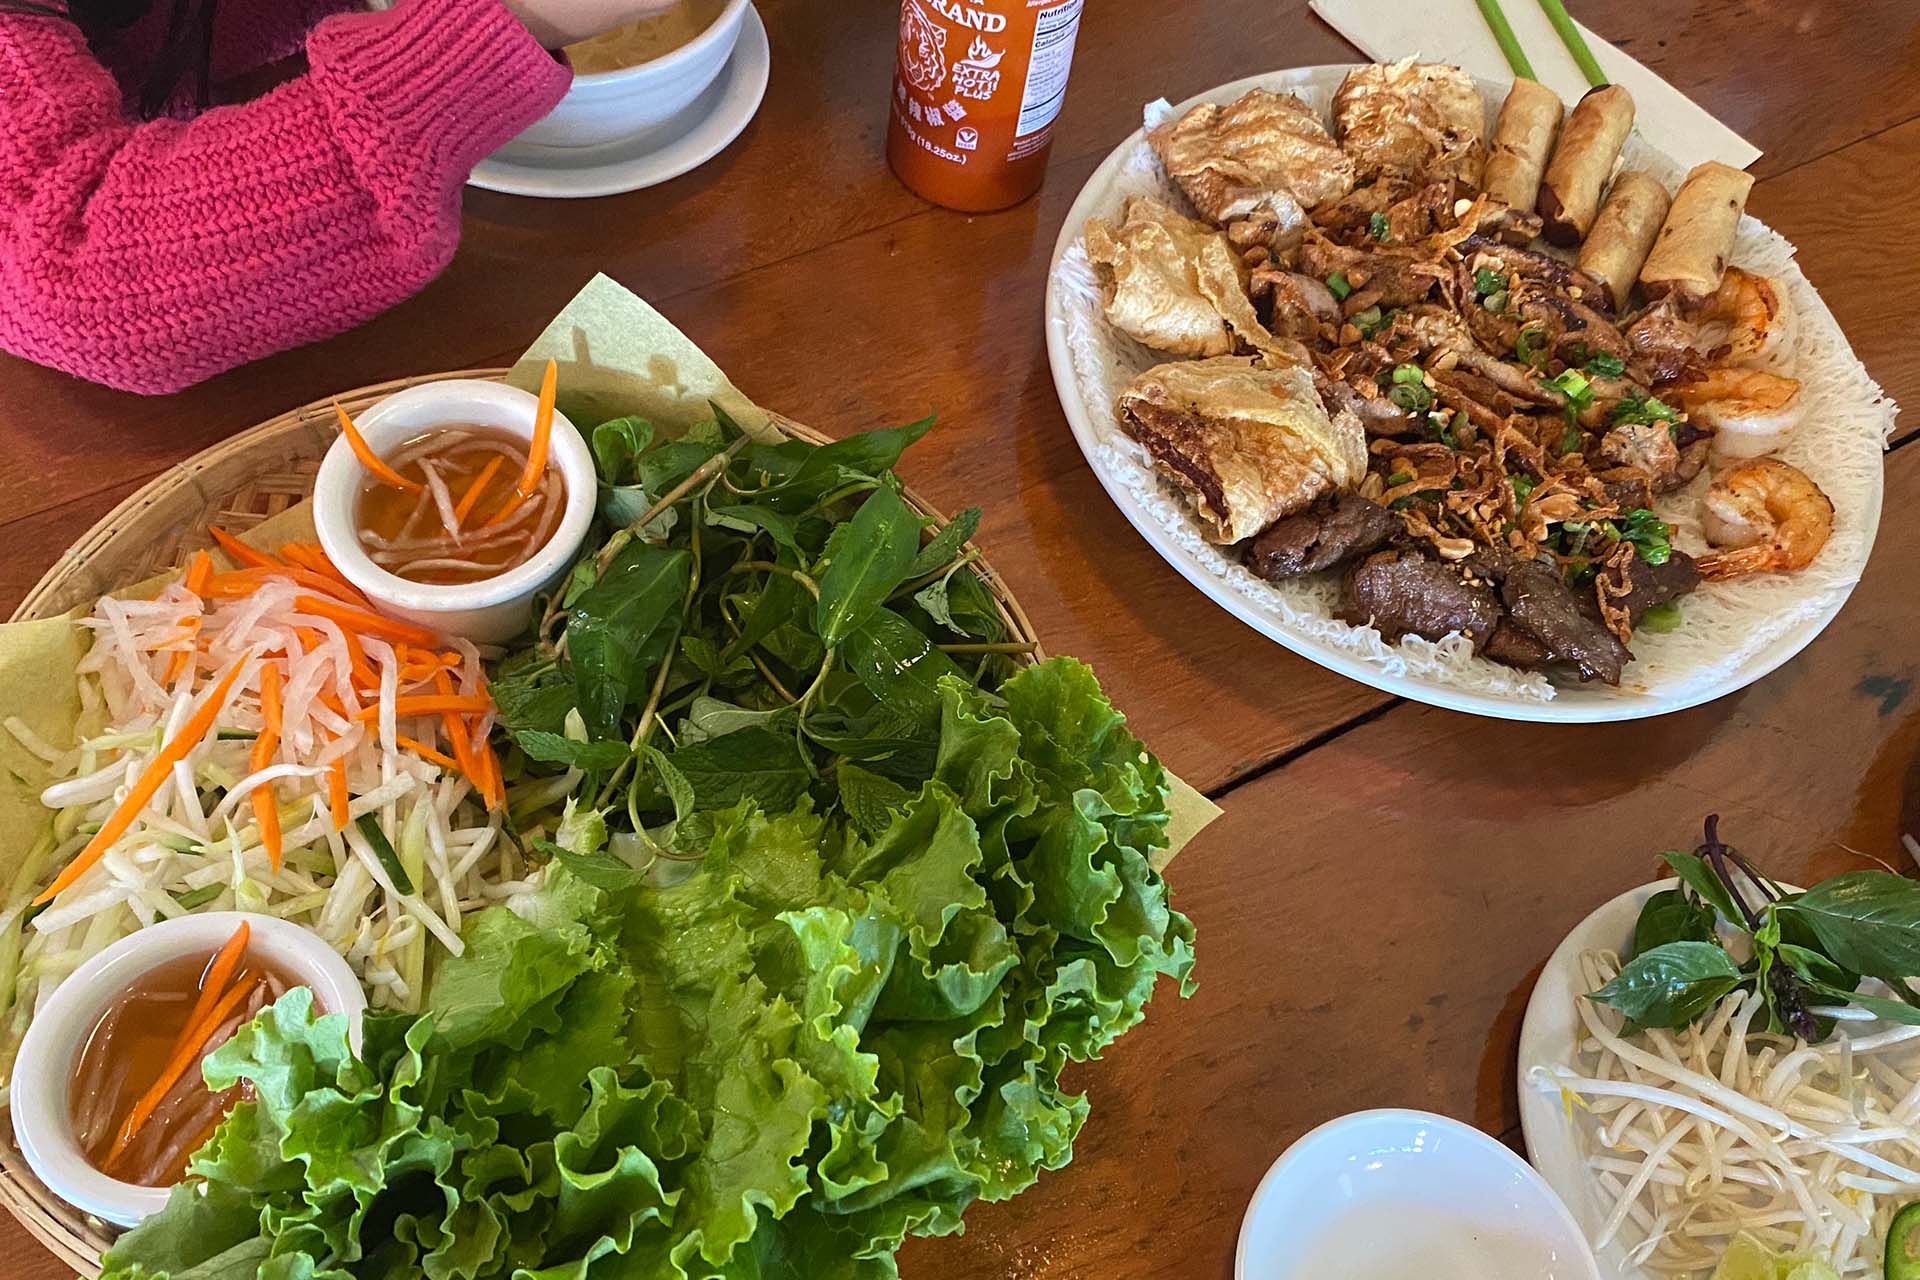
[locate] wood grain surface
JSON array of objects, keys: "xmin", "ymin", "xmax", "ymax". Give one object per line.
[{"xmin": 3, "ymin": 1, "xmax": 1916, "ymax": 1275}]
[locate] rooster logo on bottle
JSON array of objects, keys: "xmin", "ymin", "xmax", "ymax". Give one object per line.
[{"xmin": 898, "ymin": 0, "xmax": 948, "ymax": 94}]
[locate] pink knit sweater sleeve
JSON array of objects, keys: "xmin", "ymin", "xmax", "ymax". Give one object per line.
[{"xmin": 0, "ymin": 0, "xmax": 570, "ymax": 395}]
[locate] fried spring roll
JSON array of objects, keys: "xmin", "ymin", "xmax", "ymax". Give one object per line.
[
  {"xmin": 1536, "ymin": 84, "xmax": 1635, "ymax": 246},
  {"xmin": 1638, "ymin": 160, "xmax": 1755, "ymax": 303},
  {"xmin": 1577, "ymin": 170, "xmax": 1671, "ymax": 312},
  {"xmin": 1483, "ymin": 78, "xmax": 1563, "ymax": 242}
]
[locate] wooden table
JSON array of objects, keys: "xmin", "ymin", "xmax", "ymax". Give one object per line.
[{"xmin": 5, "ymin": 1, "xmax": 1918, "ymax": 1274}]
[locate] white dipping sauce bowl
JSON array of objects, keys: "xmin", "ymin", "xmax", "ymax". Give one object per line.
[
  {"xmin": 1236, "ymin": 1109, "xmax": 1601, "ymax": 1280},
  {"xmin": 314, "ymin": 379, "xmax": 595, "ymax": 644},
  {"xmin": 10, "ymin": 913, "xmax": 365, "ymax": 1228},
  {"xmin": 516, "ymin": 0, "xmax": 752, "ymax": 149}
]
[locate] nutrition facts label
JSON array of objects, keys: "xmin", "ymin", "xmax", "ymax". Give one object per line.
[{"xmin": 1014, "ymin": 0, "xmax": 1083, "ymax": 138}]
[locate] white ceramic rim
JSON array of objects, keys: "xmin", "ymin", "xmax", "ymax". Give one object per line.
[
  {"xmin": 1516, "ymin": 878, "xmax": 1803, "ymax": 1278},
  {"xmin": 469, "ymin": 4, "xmax": 770, "ymax": 200},
  {"xmin": 566, "ymin": 0, "xmax": 750, "ymax": 85},
  {"xmin": 1235, "ymin": 1107, "xmax": 1602, "ymax": 1280},
  {"xmin": 1041, "ymin": 64, "xmax": 1884, "ymax": 725},
  {"xmin": 312, "ymin": 379, "xmax": 596, "ymax": 615},
  {"xmin": 10, "ymin": 912, "xmax": 366, "ymax": 1228}
]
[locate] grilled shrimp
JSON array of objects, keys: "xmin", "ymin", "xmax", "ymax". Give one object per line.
[
  {"xmin": 1671, "ymin": 365, "xmax": 1805, "ymax": 459},
  {"xmin": 1696, "ymin": 458, "xmax": 1833, "ymax": 580},
  {"xmin": 1694, "ymin": 267, "xmax": 1796, "ymax": 372}
]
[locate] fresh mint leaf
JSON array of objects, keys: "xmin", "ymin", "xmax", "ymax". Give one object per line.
[{"xmin": 513, "ymin": 729, "xmax": 631, "ymax": 772}]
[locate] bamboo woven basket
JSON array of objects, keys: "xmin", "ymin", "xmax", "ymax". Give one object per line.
[{"xmin": 1, "ymin": 368, "xmax": 1044, "ymax": 1274}]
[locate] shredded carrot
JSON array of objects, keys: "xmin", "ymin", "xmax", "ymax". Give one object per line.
[
  {"xmin": 334, "ymin": 402, "xmax": 421, "ymax": 493},
  {"xmin": 162, "ymin": 636, "xmax": 195, "ymax": 687},
  {"xmin": 104, "ymin": 972, "xmax": 263, "ymax": 1171},
  {"xmin": 433, "ymin": 670, "xmax": 483, "ymax": 790},
  {"xmin": 315, "ymin": 689, "xmax": 351, "ymax": 721},
  {"xmin": 477, "ymin": 739, "xmax": 505, "ymax": 810},
  {"xmin": 203, "ymin": 566, "xmax": 370, "ymax": 610},
  {"xmin": 294, "ymin": 627, "xmax": 324, "ymax": 655},
  {"xmin": 183, "ymin": 550, "xmax": 214, "ymax": 597},
  {"xmin": 351, "ymin": 694, "xmax": 490, "ymax": 723},
  {"xmin": 293, "ymin": 594, "xmax": 439, "ymax": 647},
  {"xmin": 485, "ymin": 358, "xmax": 557, "ymax": 527},
  {"xmin": 181, "ymin": 923, "xmax": 251, "ymax": 1039},
  {"xmin": 451, "ymin": 455, "xmax": 506, "ymax": 527},
  {"xmin": 35, "ymin": 661, "xmax": 248, "ymax": 904},
  {"xmin": 207, "ymin": 525, "xmax": 280, "ymax": 571},
  {"xmin": 250, "ymin": 665, "xmax": 284, "ymax": 870},
  {"xmin": 327, "ymin": 759, "xmax": 349, "ymax": 831},
  {"xmin": 394, "ymin": 734, "xmax": 460, "ymax": 771}
]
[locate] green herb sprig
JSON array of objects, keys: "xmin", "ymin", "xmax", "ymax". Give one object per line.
[{"xmin": 1591, "ymin": 816, "xmax": 1920, "ymax": 1040}]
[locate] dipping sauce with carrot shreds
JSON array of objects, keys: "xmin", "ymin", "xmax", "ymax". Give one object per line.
[
  {"xmin": 341, "ymin": 359, "xmax": 564, "ymax": 586},
  {"xmin": 69, "ymin": 923, "xmax": 307, "ymax": 1187}
]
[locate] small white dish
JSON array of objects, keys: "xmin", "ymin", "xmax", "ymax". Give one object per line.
[
  {"xmin": 470, "ymin": 2, "xmax": 769, "ymax": 199},
  {"xmin": 1237, "ymin": 1108, "xmax": 1602, "ymax": 1280},
  {"xmin": 10, "ymin": 912, "xmax": 365, "ymax": 1228},
  {"xmin": 518, "ymin": 0, "xmax": 750, "ymax": 149},
  {"xmin": 313, "ymin": 378, "xmax": 596, "ymax": 644}
]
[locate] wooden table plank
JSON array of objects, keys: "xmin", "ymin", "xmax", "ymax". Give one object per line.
[
  {"xmin": 903, "ymin": 437, "xmax": 1920, "ymax": 1280},
  {"xmin": 4, "ymin": 3, "xmax": 1919, "ymax": 1277}
]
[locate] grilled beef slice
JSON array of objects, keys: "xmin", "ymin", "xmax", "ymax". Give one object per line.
[
  {"xmin": 1498, "ymin": 556, "xmax": 1631, "ymax": 685},
  {"xmin": 1247, "ymin": 494, "xmax": 1400, "ymax": 580},
  {"xmin": 1597, "ymin": 549, "xmax": 1702, "ymax": 626},
  {"xmin": 1341, "ymin": 550, "xmax": 1500, "ymax": 647}
]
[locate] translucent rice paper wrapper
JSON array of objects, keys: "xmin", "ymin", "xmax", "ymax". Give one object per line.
[{"xmin": 0, "ymin": 276, "xmax": 1219, "ymax": 891}]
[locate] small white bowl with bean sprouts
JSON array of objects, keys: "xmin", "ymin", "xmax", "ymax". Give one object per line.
[{"xmin": 1520, "ymin": 879, "xmax": 1920, "ymax": 1278}]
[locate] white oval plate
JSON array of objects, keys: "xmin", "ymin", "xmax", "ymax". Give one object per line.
[
  {"xmin": 1237, "ymin": 1108, "xmax": 1600, "ymax": 1280},
  {"xmin": 468, "ymin": 3, "xmax": 770, "ymax": 200},
  {"xmin": 1043, "ymin": 66, "xmax": 1892, "ymax": 722}
]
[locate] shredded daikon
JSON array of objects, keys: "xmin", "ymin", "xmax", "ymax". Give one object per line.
[
  {"xmin": 0, "ymin": 566, "xmax": 539, "ymax": 1068},
  {"xmin": 1531, "ymin": 948, "xmax": 1920, "ymax": 1277}
]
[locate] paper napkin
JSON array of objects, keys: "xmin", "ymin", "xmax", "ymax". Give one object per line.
[{"xmin": 1308, "ymin": 0, "xmax": 1762, "ymax": 169}]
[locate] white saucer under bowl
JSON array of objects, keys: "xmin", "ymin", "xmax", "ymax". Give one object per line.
[{"xmin": 468, "ymin": 3, "xmax": 769, "ymax": 199}]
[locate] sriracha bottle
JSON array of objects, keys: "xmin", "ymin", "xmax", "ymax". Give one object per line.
[{"xmin": 885, "ymin": 0, "xmax": 1085, "ymax": 212}]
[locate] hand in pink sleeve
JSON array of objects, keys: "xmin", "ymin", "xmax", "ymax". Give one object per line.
[{"xmin": 0, "ymin": 0, "xmax": 570, "ymax": 395}]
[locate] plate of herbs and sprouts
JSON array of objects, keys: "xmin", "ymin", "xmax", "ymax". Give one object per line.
[
  {"xmin": 1045, "ymin": 62, "xmax": 1895, "ymax": 722},
  {"xmin": 0, "ymin": 339, "xmax": 1204, "ymax": 1274},
  {"xmin": 1519, "ymin": 816, "xmax": 1920, "ymax": 1279}
]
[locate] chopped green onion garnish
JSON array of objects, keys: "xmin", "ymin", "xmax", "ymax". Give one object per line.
[
  {"xmin": 1638, "ymin": 601, "xmax": 1683, "ymax": 633},
  {"xmin": 1325, "ymin": 271, "xmax": 1352, "ymax": 301},
  {"xmin": 1543, "ymin": 368, "xmax": 1595, "ymax": 411},
  {"xmin": 215, "ymin": 729, "xmax": 259, "ymax": 741},
  {"xmin": 1619, "ymin": 508, "xmax": 1674, "ymax": 566},
  {"xmin": 1582, "ymin": 352, "xmax": 1626, "ymax": 379},
  {"xmin": 1350, "ymin": 305, "xmax": 1385, "ymax": 337},
  {"xmin": 1510, "ymin": 474, "xmax": 1535, "ymax": 500},
  {"xmin": 1611, "ymin": 393, "xmax": 1681, "ymax": 427},
  {"xmin": 1391, "ymin": 364, "xmax": 1426, "ymax": 385},
  {"xmin": 1385, "ymin": 470, "xmax": 1415, "ymax": 487},
  {"xmin": 1369, "ymin": 211, "xmax": 1391, "ymax": 241},
  {"xmin": 1473, "ymin": 267, "xmax": 1505, "ymax": 298},
  {"xmin": 1515, "ymin": 326, "xmax": 1548, "ymax": 369}
]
